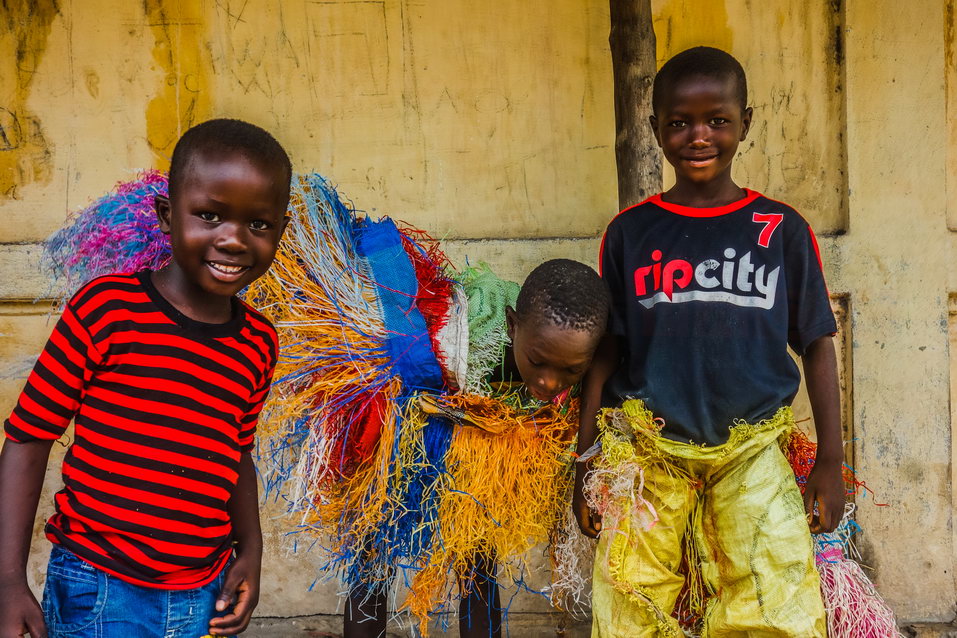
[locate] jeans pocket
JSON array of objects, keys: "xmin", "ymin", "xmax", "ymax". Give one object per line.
[{"xmin": 43, "ymin": 548, "xmax": 107, "ymax": 633}]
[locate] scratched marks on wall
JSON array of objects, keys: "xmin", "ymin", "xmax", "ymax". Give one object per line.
[
  {"xmin": 210, "ymin": 0, "xmax": 296, "ymax": 104},
  {"xmin": 0, "ymin": 0, "xmax": 58, "ymax": 201},
  {"xmin": 0, "ymin": 0, "xmax": 617, "ymax": 240},
  {"xmin": 308, "ymin": 1, "xmax": 390, "ymax": 99},
  {"xmin": 143, "ymin": 0, "xmax": 213, "ymax": 168}
]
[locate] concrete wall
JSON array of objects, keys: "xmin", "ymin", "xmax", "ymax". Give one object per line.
[{"xmin": 1, "ymin": 0, "xmax": 955, "ymax": 629}]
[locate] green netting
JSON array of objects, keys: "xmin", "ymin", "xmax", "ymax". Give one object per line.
[{"xmin": 459, "ymin": 264, "xmax": 519, "ymax": 394}]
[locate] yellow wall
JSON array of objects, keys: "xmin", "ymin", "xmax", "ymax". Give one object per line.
[
  {"xmin": 840, "ymin": 1, "xmax": 954, "ymax": 618},
  {"xmin": 947, "ymin": 0, "xmax": 957, "ymax": 230},
  {"xmin": 0, "ymin": 0, "xmax": 615, "ymax": 243},
  {"xmin": 1, "ymin": 0, "xmax": 956, "ymax": 629}
]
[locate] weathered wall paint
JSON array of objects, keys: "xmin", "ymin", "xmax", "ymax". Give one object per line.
[
  {"xmin": 143, "ymin": 0, "xmax": 215, "ymax": 164},
  {"xmin": 0, "ymin": 0, "xmax": 57, "ymax": 202},
  {"xmin": 0, "ymin": 0, "xmax": 617, "ymax": 242},
  {"xmin": 0, "ymin": 3, "xmax": 164, "ymax": 243},
  {"xmin": 947, "ymin": 0, "xmax": 957, "ymax": 230},
  {"xmin": 840, "ymin": 1, "xmax": 954, "ymax": 619},
  {"xmin": 949, "ymin": 296, "xmax": 957, "ymax": 577}
]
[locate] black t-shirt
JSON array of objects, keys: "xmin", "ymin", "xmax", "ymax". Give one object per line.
[{"xmin": 600, "ymin": 189, "xmax": 837, "ymax": 445}]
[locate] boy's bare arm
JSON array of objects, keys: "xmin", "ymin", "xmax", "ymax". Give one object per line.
[
  {"xmin": 208, "ymin": 451, "xmax": 262, "ymax": 636},
  {"xmin": 573, "ymin": 334, "xmax": 619, "ymax": 538},
  {"xmin": 801, "ymin": 334, "xmax": 845, "ymax": 534},
  {"xmin": 0, "ymin": 438, "xmax": 54, "ymax": 638}
]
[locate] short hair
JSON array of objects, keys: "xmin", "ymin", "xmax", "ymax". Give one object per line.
[
  {"xmin": 652, "ymin": 46, "xmax": 748, "ymax": 114},
  {"xmin": 515, "ymin": 259, "xmax": 609, "ymax": 335},
  {"xmin": 168, "ymin": 118, "xmax": 292, "ymax": 201}
]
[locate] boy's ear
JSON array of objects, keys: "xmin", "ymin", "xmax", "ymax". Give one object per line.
[
  {"xmin": 740, "ymin": 106, "xmax": 753, "ymax": 141},
  {"xmin": 505, "ymin": 306, "xmax": 518, "ymax": 342},
  {"xmin": 648, "ymin": 115, "xmax": 663, "ymax": 148},
  {"xmin": 155, "ymin": 195, "xmax": 172, "ymax": 234}
]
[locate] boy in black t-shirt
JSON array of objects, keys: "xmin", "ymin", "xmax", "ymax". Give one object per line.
[{"xmin": 574, "ymin": 47, "xmax": 842, "ymax": 637}]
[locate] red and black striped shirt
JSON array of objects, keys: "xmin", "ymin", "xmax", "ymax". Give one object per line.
[{"xmin": 4, "ymin": 271, "xmax": 278, "ymax": 588}]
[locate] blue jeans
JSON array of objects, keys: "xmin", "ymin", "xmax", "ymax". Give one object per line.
[{"xmin": 42, "ymin": 545, "xmax": 231, "ymax": 638}]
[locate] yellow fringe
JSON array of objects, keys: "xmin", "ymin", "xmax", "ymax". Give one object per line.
[
  {"xmin": 588, "ymin": 399, "xmax": 795, "ymax": 626},
  {"xmin": 404, "ymin": 394, "xmax": 579, "ymax": 629}
]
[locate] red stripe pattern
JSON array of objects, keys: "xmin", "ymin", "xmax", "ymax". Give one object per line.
[{"xmin": 4, "ymin": 272, "xmax": 277, "ymax": 588}]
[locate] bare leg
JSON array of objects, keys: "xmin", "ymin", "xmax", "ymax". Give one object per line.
[
  {"xmin": 344, "ymin": 584, "xmax": 387, "ymax": 638},
  {"xmin": 459, "ymin": 555, "xmax": 501, "ymax": 638}
]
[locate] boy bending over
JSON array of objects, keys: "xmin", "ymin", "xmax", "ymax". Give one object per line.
[
  {"xmin": 0, "ymin": 119, "xmax": 291, "ymax": 637},
  {"xmin": 574, "ymin": 47, "xmax": 843, "ymax": 637},
  {"xmin": 345, "ymin": 259, "xmax": 610, "ymax": 638}
]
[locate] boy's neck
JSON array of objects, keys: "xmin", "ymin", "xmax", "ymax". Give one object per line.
[
  {"xmin": 151, "ymin": 267, "xmax": 235, "ymax": 324},
  {"xmin": 661, "ymin": 179, "xmax": 747, "ymax": 209}
]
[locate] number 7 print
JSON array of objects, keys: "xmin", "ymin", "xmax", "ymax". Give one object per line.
[{"xmin": 753, "ymin": 213, "xmax": 784, "ymax": 248}]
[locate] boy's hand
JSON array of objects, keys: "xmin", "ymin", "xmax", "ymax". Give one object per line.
[
  {"xmin": 573, "ymin": 334, "xmax": 619, "ymax": 540},
  {"xmin": 802, "ymin": 458, "xmax": 845, "ymax": 534},
  {"xmin": 212, "ymin": 451, "xmax": 262, "ymax": 635},
  {"xmin": 0, "ymin": 580, "xmax": 47, "ymax": 638},
  {"xmin": 208, "ymin": 553, "xmax": 260, "ymax": 636},
  {"xmin": 572, "ymin": 465, "xmax": 601, "ymax": 538},
  {"xmin": 800, "ymin": 335, "xmax": 845, "ymax": 535},
  {"xmin": 0, "ymin": 439, "xmax": 55, "ymax": 638}
]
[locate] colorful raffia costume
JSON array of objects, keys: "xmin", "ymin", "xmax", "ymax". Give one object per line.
[{"xmin": 44, "ymin": 171, "xmax": 581, "ymax": 633}]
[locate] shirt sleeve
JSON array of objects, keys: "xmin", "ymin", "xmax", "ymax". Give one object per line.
[
  {"xmin": 785, "ymin": 221, "xmax": 838, "ymax": 355},
  {"xmin": 4, "ymin": 301, "xmax": 100, "ymax": 442},
  {"xmin": 237, "ymin": 330, "xmax": 278, "ymax": 452},
  {"xmin": 599, "ymin": 220, "xmax": 628, "ymax": 337}
]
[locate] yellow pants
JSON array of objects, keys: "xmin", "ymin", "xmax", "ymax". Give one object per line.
[{"xmin": 591, "ymin": 401, "xmax": 827, "ymax": 638}]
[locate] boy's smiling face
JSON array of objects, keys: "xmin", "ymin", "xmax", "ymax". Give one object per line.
[
  {"xmin": 650, "ymin": 74, "xmax": 752, "ymax": 193},
  {"xmin": 506, "ymin": 309, "xmax": 599, "ymax": 403},
  {"xmin": 155, "ymin": 151, "xmax": 289, "ymax": 315}
]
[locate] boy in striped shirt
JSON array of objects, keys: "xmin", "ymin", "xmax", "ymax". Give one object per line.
[{"xmin": 0, "ymin": 119, "xmax": 291, "ymax": 637}]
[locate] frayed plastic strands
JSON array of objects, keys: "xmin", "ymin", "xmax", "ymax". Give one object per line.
[
  {"xmin": 815, "ymin": 504, "xmax": 903, "ymax": 638},
  {"xmin": 784, "ymin": 428, "xmax": 864, "ymax": 498},
  {"xmin": 582, "ymin": 402, "xmax": 898, "ymax": 636},
  {"xmin": 783, "ymin": 430, "xmax": 901, "ymax": 636},
  {"xmin": 44, "ymin": 170, "xmax": 170, "ymax": 300},
  {"xmin": 246, "ymin": 175, "xmax": 401, "ymax": 516},
  {"xmin": 547, "ymin": 490, "xmax": 596, "ymax": 616},
  {"xmin": 242, "ymin": 176, "xmax": 576, "ymax": 632},
  {"xmin": 403, "ymin": 392, "xmax": 579, "ymax": 632},
  {"xmin": 459, "ymin": 265, "xmax": 519, "ymax": 395}
]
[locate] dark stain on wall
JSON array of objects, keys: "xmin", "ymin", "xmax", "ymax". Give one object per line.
[{"xmin": 0, "ymin": 0, "xmax": 59, "ymax": 201}]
